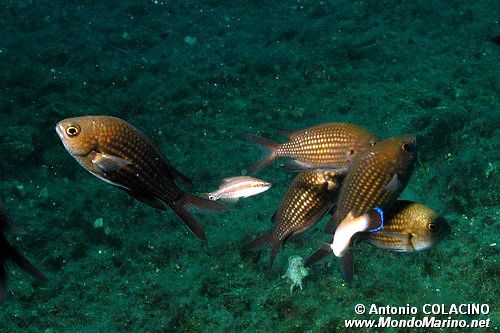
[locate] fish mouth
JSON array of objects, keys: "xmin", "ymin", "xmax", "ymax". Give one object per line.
[
  {"xmin": 54, "ymin": 122, "xmax": 88, "ymax": 157},
  {"xmin": 55, "ymin": 123, "xmax": 65, "ymax": 140}
]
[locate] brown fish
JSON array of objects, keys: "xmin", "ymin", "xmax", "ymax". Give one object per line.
[
  {"xmin": 55, "ymin": 116, "xmax": 228, "ymax": 240},
  {"xmin": 0, "ymin": 204, "xmax": 47, "ymax": 303},
  {"xmin": 242, "ymin": 170, "xmax": 341, "ymax": 267},
  {"xmin": 307, "ymin": 135, "xmax": 417, "ymax": 281},
  {"xmin": 313, "ymin": 201, "xmax": 449, "ymax": 279},
  {"xmin": 361, "ymin": 201, "xmax": 450, "ymax": 252},
  {"xmin": 244, "ymin": 123, "xmax": 378, "ymax": 174}
]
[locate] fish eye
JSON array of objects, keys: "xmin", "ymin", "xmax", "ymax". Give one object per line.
[
  {"xmin": 428, "ymin": 223, "xmax": 439, "ymax": 233},
  {"xmin": 66, "ymin": 125, "xmax": 80, "ymax": 137},
  {"xmin": 401, "ymin": 142, "xmax": 413, "ymax": 152},
  {"xmin": 370, "ymin": 140, "xmax": 377, "ymax": 146}
]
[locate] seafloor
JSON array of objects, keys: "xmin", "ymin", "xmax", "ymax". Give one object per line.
[{"xmin": 0, "ymin": 0, "xmax": 498, "ymax": 332}]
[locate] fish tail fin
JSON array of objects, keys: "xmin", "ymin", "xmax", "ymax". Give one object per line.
[
  {"xmin": 341, "ymin": 248, "xmax": 354, "ymax": 283},
  {"xmin": 171, "ymin": 193, "xmax": 229, "ymax": 240},
  {"xmin": 268, "ymin": 243, "xmax": 280, "ymax": 270},
  {"xmin": 305, "ymin": 243, "xmax": 332, "ymax": 267},
  {"xmin": 243, "ymin": 133, "xmax": 279, "ymax": 174},
  {"xmin": 242, "ymin": 232, "xmax": 272, "ymax": 251},
  {"xmin": 324, "ymin": 214, "xmax": 339, "ymax": 233},
  {"xmin": 0, "ymin": 234, "xmax": 47, "ymax": 303}
]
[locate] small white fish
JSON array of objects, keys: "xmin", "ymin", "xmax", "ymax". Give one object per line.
[{"xmin": 206, "ymin": 176, "xmax": 271, "ymax": 202}]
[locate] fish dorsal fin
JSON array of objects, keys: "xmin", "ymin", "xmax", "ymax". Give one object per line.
[
  {"xmin": 385, "ymin": 173, "xmax": 402, "ymax": 192},
  {"xmin": 220, "ymin": 176, "xmax": 253, "ymax": 185},
  {"xmin": 275, "ymin": 128, "xmax": 296, "ymax": 138},
  {"xmin": 92, "ymin": 152, "xmax": 131, "ymax": 172}
]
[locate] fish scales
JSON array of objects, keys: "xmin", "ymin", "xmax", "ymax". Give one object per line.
[
  {"xmin": 56, "ymin": 116, "xmax": 228, "ymax": 240},
  {"xmin": 364, "ymin": 201, "xmax": 450, "ymax": 251},
  {"xmin": 325, "ymin": 135, "xmax": 417, "ymax": 233},
  {"xmin": 308, "ymin": 135, "xmax": 416, "ymax": 281},
  {"xmin": 244, "ymin": 123, "xmax": 378, "ymax": 173},
  {"xmin": 93, "ymin": 119, "xmax": 181, "ymax": 202},
  {"xmin": 243, "ymin": 170, "xmax": 341, "ymax": 267}
]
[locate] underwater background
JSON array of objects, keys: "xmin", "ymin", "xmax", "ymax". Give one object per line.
[{"xmin": 0, "ymin": 0, "xmax": 499, "ymax": 331}]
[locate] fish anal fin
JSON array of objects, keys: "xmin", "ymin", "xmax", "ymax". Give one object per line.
[
  {"xmin": 385, "ymin": 173, "xmax": 402, "ymax": 192},
  {"xmin": 242, "ymin": 233, "xmax": 272, "ymax": 251},
  {"xmin": 92, "ymin": 152, "xmax": 131, "ymax": 172},
  {"xmin": 305, "ymin": 244, "xmax": 332, "ymax": 267},
  {"xmin": 280, "ymin": 160, "xmax": 314, "ymax": 172},
  {"xmin": 324, "ymin": 214, "xmax": 339, "ymax": 233},
  {"xmin": 121, "ymin": 188, "xmax": 167, "ymax": 210}
]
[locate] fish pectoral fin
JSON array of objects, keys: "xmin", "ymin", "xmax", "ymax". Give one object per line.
[
  {"xmin": 385, "ymin": 173, "xmax": 402, "ymax": 192},
  {"xmin": 121, "ymin": 188, "xmax": 167, "ymax": 211},
  {"xmin": 92, "ymin": 152, "xmax": 131, "ymax": 172}
]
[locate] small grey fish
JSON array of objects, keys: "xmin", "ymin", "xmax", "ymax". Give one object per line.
[{"xmin": 206, "ymin": 176, "xmax": 271, "ymax": 202}]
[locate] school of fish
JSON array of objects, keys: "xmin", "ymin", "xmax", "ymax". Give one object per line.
[{"xmin": 0, "ymin": 117, "xmax": 450, "ymax": 302}]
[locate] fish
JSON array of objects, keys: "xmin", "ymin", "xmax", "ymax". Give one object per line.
[
  {"xmin": 492, "ymin": 35, "xmax": 500, "ymax": 45},
  {"xmin": 0, "ymin": 204, "xmax": 47, "ymax": 303},
  {"xmin": 361, "ymin": 201, "xmax": 450, "ymax": 252},
  {"xmin": 242, "ymin": 170, "xmax": 341, "ymax": 268},
  {"xmin": 55, "ymin": 115, "xmax": 228, "ymax": 240},
  {"xmin": 330, "ymin": 201, "xmax": 450, "ymax": 257},
  {"xmin": 307, "ymin": 134, "xmax": 417, "ymax": 281},
  {"xmin": 243, "ymin": 123, "xmax": 378, "ymax": 174},
  {"xmin": 206, "ymin": 176, "xmax": 271, "ymax": 202}
]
